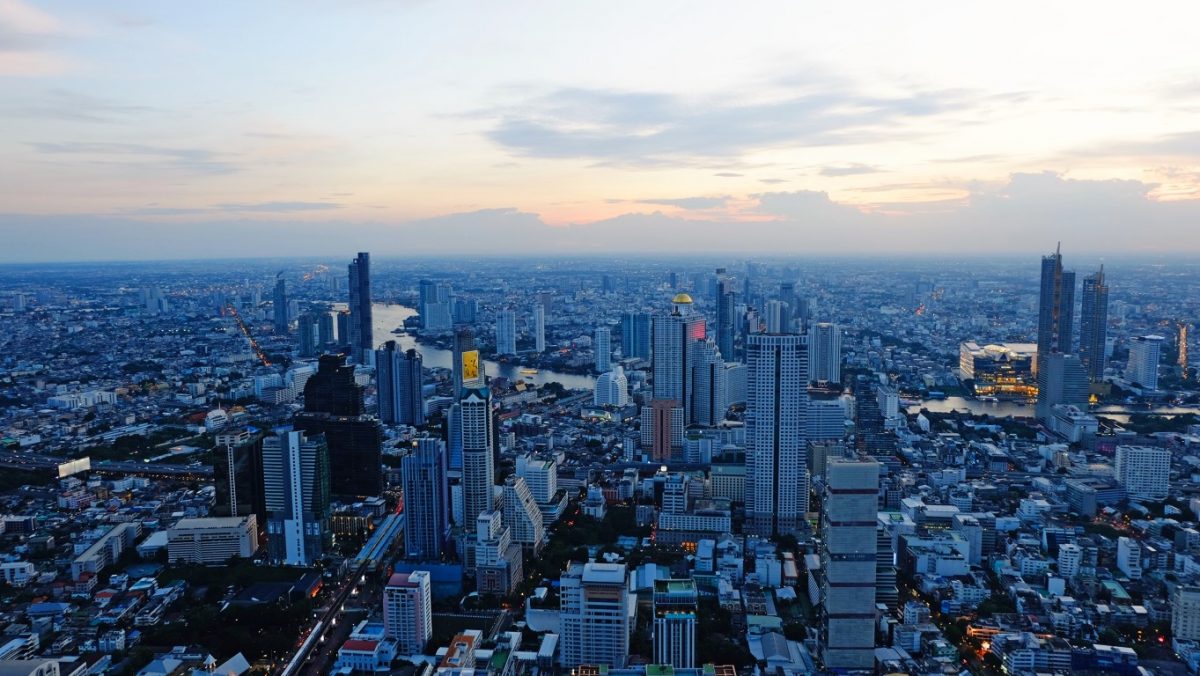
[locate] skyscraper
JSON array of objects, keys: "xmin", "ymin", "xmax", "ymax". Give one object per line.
[
  {"xmin": 533, "ymin": 304, "xmax": 546, "ymax": 353},
  {"xmin": 302, "ymin": 353, "xmax": 364, "ymax": 416},
  {"xmin": 451, "ymin": 327, "xmax": 478, "ymax": 391},
  {"xmin": 764, "ymin": 299, "xmax": 786, "ymax": 334},
  {"xmin": 745, "ymin": 333, "xmax": 809, "ymax": 536},
  {"xmin": 1036, "ymin": 244, "xmax": 1076, "ymax": 373},
  {"xmin": 821, "ymin": 458, "xmax": 879, "ymax": 672},
  {"xmin": 560, "ymin": 562, "xmax": 631, "ymax": 668},
  {"xmin": 336, "ymin": 310, "xmax": 350, "ymax": 348},
  {"xmin": 778, "ymin": 281, "xmax": 800, "ymax": 334},
  {"xmin": 295, "ymin": 354, "xmax": 383, "ymax": 497},
  {"xmin": 715, "ymin": 275, "xmax": 736, "ymax": 360},
  {"xmin": 690, "ymin": 339, "xmax": 727, "ymax": 426},
  {"xmin": 1115, "ymin": 445, "xmax": 1170, "ymax": 502},
  {"xmin": 1126, "ymin": 335, "xmax": 1164, "ymax": 391},
  {"xmin": 594, "ymin": 326, "xmax": 611, "ymax": 373},
  {"xmin": 347, "ymin": 252, "xmax": 373, "ymax": 364},
  {"xmin": 318, "ymin": 311, "xmax": 336, "ymax": 348},
  {"xmin": 213, "ymin": 428, "xmax": 265, "ymax": 524},
  {"xmin": 621, "ymin": 312, "xmax": 652, "ymax": 360},
  {"xmin": 641, "ymin": 400, "xmax": 683, "ymax": 462},
  {"xmin": 495, "ymin": 310, "xmax": 516, "ymax": 356},
  {"xmin": 377, "ymin": 341, "xmax": 425, "ymax": 426},
  {"xmin": 297, "ymin": 313, "xmax": 320, "ymax": 358},
  {"xmin": 1079, "ymin": 267, "xmax": 1109, "ymax": 383},
  {"xmin": 653, "ymin": 579, "xmax": 698, "ymax": 668},
  {"xmin": 1036, "ymin": 246, "xmax": 1079, "ymax": 422},
  {"xmin": 809, "ymin": 322, "xmax": 843, "ymax": 385},
  {"xmin": 402, "ymin": 439, "xmax": 449, "ymax": 561},
  {"xmin": 652, "ymin": 294, "xmax": 706, "ymax": 424},
  {"xmin": 262, "ymin": 430, "xmax": 331, "ymax": 565},
  {"xmin": 474, "ymin": 510, "xmax": 524, "ymax": 595},
  {"xmin": 501, "ymin": 475, "xmax": 544, "ymax": 554},
  {"xmin": 273, "ymin": 276, "xmax": 288, "ymax": 334},
  {"xmin": 1035, "ymin": 353, "xmax": 1089, "ymax": 421},
  {"xmin": 383, "ymin": 571, "xmax": 433, "ymax": 656},
  {"xmin": 460, "ymin": 387, "xmax": 495, "ymax": 525}
]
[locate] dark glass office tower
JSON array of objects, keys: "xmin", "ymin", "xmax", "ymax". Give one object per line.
[
  {"xmin": 318, "ymin": 311, "xmax": 335, "ymax": 348},
  {"xmin": 1036, "ymin": 244, "xmax": 1076, "ymax": 373},
  {"xmin": 213, "ymin": 429, "xmax": 266, "ymax": 524},
  {"xmin": 295, "ymin": 354, "xmax": 383, "ymax": 497},
  {"xmin": 303, "ymin": 354, "xmax": 364, "ymax": 415},
  {"xmin": 336, "ymin": 310, "xmax": 350, "ymax": 348},
  {"xmin": 716, "ymin": 275, "xmax": 736, "ymax": 361},
  {"xmin": 1079, "ymin": 266, "xmax": 1109, "ymax": 382},
  {"xmin": 377, "ymin": 341, "xmax": 426, "ymax": 426},
  {"xmin": 347, "ymin": 252, "xmax": 373, "ymax": 364},
  {"xmin": 297, "ymin": 313, "xmax": 320, "ymax": 358}
]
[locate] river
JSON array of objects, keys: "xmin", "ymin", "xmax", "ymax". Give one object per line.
[
  {"xmin": 907, "ymin": 396, "xmax": 1200, "ymax": 424},
  {"xmin": 371, "ymin": 304, "xmax": 596, "ymax": 390}
]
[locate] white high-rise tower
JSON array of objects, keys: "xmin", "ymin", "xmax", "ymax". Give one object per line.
[{"xmin": 744, "ymin": 333, "xmax": 809, "ymax": 536}]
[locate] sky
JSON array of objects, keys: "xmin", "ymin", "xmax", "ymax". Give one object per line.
[{"xmin": 3, "ymin": 0, "xmax": 1200, "ymax": 261}]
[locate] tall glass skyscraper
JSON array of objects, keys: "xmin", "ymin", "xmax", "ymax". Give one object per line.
[
  {"xmin": 652, "ymin": 294, "xmax": 706, "ymax": 424},
  {"xmin": 376, "ymin": 341, "xmax": 425, "ymax": 426},
  {"xmin": 1036, "ymin": 244, "xmax": 1076, "ymax": 372},
  {"xmin": 1079, "ymin": 266, "xmax": 1109, "ymax": 382},
  {"xmin": 715, "ymin": 275, "xmax": 736, "ymax": 360},
  {"xmin": 402, "ymin": 438, "xmax": 448, "ymax": 561},
  {"xmin": 1036, "ymin": 246, "xmax": 1081, "ymax": 421},
  {"xmin": 347, "ymin": 252, "xmax": 373, "ymax": 364},
  {"xmin": 744, "ymin": 332, "xmax": 809, "ymax": 536},
  {"xmin": 533, "ymin": 304, "xmax": 546, "ymax": 353},
  {"xmin": 690, "ymin": 339, "xmax": 726, "ymax": 427},
  {"xmin": 621, "ymin": 312, "xmax": 652, "ymax": 360}
]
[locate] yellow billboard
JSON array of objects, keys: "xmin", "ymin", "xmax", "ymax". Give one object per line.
[{"xmin": 462, "ymin": 350, "xmax": 480, "ymax": 384}]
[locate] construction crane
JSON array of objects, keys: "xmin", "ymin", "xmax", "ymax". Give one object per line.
[{"xmin": 226, "ymin": 304, "xmax": 271, "ymax": 366}]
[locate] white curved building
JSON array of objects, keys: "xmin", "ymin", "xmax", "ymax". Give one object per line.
[{"xmin": 593, "ymin": 365, "xmax": 629, "ymax": 407}]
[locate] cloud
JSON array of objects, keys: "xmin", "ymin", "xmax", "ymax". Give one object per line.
[
  {"xmin": 3, "ymin": 173, "xmax": 1199, "ymax": 261},
  {"xmin": 215, "ymin": 201, "xmax": 340, "ymax": 213},
  {"xmin": 123, "ymin": 201, "xmax": 342, "ymax": 216},
  {"xmin": 713, "ymin": 172, "xmax": 743, "ymax": 178},
  {"xmin": 0, "ymin": 89, "xmax": 154, "ymax": 122},
  {"xmin": 622, "ymin": 196, "xmax": 729, "ymax": 210},
  {"xmin": 484, "ymin": 85, "xmax": 973, "ymax": 166},
  {"xmin": 27, "ymin": 141, "xmax": 236, "ymax": 174},
  {"xmin": 1083, "ymin": 130, "xmax": 1200, "ymax": 159},
  {"xmin": 0, "ymin": 0, "xmax": 75, "ymax": 76},
  {"xmin": 759, "ymin": 178, "xmax": 787, "ymax": 185},
  {"xmin": 819, "ymin": 163, "xmax": 883, "ymax": 177}
]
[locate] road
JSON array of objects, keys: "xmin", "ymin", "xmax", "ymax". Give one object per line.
[{"xmin": 0, "ymin": 450, "xmax": 213, "ymax": 480}]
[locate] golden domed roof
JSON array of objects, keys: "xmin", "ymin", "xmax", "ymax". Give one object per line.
[{"xmin": 672, "ymin": 292, "xmax": 694, "ymax": 304}]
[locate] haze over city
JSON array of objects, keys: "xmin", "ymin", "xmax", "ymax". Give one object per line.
[{"xmin": 4, "ymin": 1, "xmax": 1200, "ymax": 260}]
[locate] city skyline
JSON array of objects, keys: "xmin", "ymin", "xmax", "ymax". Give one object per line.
[
  {"xmin": 5, "ymin": 1, "xmax": 1200, "ymax": 670},
  {"xmin": 4, "ymin": 1, "xmax": 1200, "ymax": 260}
]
